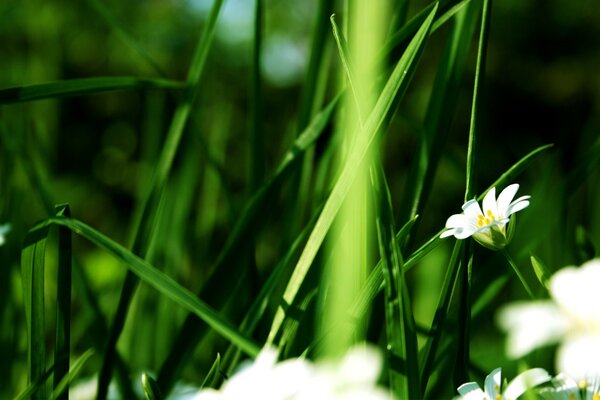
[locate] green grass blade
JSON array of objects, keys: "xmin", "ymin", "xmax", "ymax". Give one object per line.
[
  {"xmin": 372, "ymin": 162, "xmax": 420, "ymax": 399},
  {"xmin": 267, "ymin": 4, "xmax": 438, "ymax": 346},
  {"xmin": 200, "ymin": 354, "xmax": 221, "ymax": 389},
  {"xmin": 454, "ymin": 248, "xmax": 473, "ymax": 387},
  {"xmin": 464, "ymin": 0, "xmax": 491, "ymax": 201},
  {"xmin": 156, "ymin": 95, "xmax": 339, "ymax": 394},
  {"xmin": 37, "ymin": 216, "xmax": 261, "ymax": 357},
  {"xmin": 398, "ymin": 0, "xmax": 480, "ymax": 232},
  {"xmin": 141, "ymin": 373, "xmax": 162, "ymax": 400},
  {"xmin": 85, "ymin": 0, "xmax": 166, "ymax": 76},
  {"xmin": 49, "ymin": 349, "xmax": 95, "ymax": 400},
  {"xmin": 530, "ymin": 254, "xmax": 551, "ymax": 290},
  {"xmin": 21, "ymin": 224, "xmax": 50, "ymax": 400},
  {"xmin": 249, "ymin": 0, "xmax": 264, "ymax": 191},
  {"xmin": 419, "ymin": 240, "xmax": 464, "ymax": 392},
  {"xmin": 480, "ymin": 144, "xmax": 554, "ymax": 199},
  {"xmin": 330, "ymin": 14, "xmax": 366, "ymax": 123},
  {"xmin": 98, "ymin": 0, "xmax": 225, "ymax": 395},
  {"xmin": 12, "ymin": 366, "xmax": 54, "ymax": 400},
  {"xmin": 0, "ymin": 77, "xmax": 184, "ymax": 104},
  {"xmin": 53, "ymin": 204, "xmax": 72, "ymax": 400}
]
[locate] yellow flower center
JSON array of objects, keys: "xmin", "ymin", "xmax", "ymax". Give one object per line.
[
  {"xmin": 593, "ymin": 393, "xmax": 600, "ymax": 400},
  {"xmin": 477, "ymin": 210, "xmax": 496, "ymax": 227}
]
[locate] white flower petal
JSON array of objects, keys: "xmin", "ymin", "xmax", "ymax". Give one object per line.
[
  {"xmin": 538, "ymin": 373, "xmax": 581, "ymax": 400},
  {"xmin": 506, "ymin": 199, "xmax": 530, "ymax": 216},
  {"xmin": 457, "ymin": 382, "xmax": 486, "ymax": 400},
  {"xmin": 338, "ymin": 345, "xmax": 382, "ymax": 385},
  {"xmin": 550, "ymin": 260, "xmax": 600, "ymax": 324},
  {"xmin": 463, "ymin": 199, "xmax": 483, "ymax": 219},
  {"xmin": 497, "ymin": 302, "xmax": 569, "ymax": 358},
  {"xmin": 446, "ymin": 214, "xmax": 471, "ymax": 229},
  {"xmin": 556, "ymin": 333, "xmax": 600, "ymax": 382},
  {"xmin": 482, "ymin": 188, "xmax": 498, "ymax": 218},
  {"xmin": 484, "ymin": 368, "xmax": 502, "ymax": 398},
  {"xmin": 192, "ymin": 389, "xmax": 224, "ymax": 400},
  {"xmin": 504, "ymin": 368, "xmax": 551, "ymax": 400},
  {"xmin": 496, "ymin": 184, "xmax": 520, "ymax": 217}
]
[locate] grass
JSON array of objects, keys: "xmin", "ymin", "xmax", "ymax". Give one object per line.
[{"xmin": 0, "ymin": 0, "xmax": 598, "ymax": 399}]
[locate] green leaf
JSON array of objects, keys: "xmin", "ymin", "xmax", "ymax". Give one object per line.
[
  {"xmin": 0, "ymin": 77, "xmax": 184, "ymax": 104},
  {"xmin": 530, "ymin": 255, "xmax": 551, "ymax": 290}
]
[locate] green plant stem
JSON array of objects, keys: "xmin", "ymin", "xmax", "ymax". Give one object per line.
[{"xmin": 502, "ymin": 250, "xmax": 535, "ymax": 299}]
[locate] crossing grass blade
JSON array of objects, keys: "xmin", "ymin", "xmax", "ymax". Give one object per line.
[
  {"xmin": 53, "ymin": 204, "xmax": 72, "ymax": 400},
  {"xmin": 397, "ymin": 0, "xmax": 480, "ymax": 235},
  {"xmin": 0, "ymin": 77, "xmax": 184, "ymax": 104},
  {"xmin": 266, "ymin": 3, "xmax": 439, "ymax": 347},
  {"xmin": 373, "ymin": 162, "xmax": 420, "ymax": 399},
  {"xmin": 98, "ymin": 0, "xmax": 225, "ymax": 396},
  {"xmin": 49, "ymin": 349, "xmax": 95, "ymax": 400},
  {"xmin": 84, "ymin": 0, "xmax": 166, "ymax": 76},
  {"xmin": 156, "ymin": 94, "xmax": 339, "ymax": 394}
]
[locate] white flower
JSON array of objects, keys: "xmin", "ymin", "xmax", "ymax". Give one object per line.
[
  {"xmin": 0, "ymin": 223, "xmax": 11, "ymax": 246},
  {"xmin": 457, "ymin": 367, "xmax": 550, "ymax": 400},
  {"xmin": 193, "ymin": 345, "xmax": 393, "ymax": 400},
  {"xmin": 538, "ymin": 373, "xmax": 600, "ymax": 400},
  {"xmin": 440, "ymin": 184, "xmax": 530, "ymax": 250},
  {"xmin": 497, "ymin": 258, "xmax": 600, "ymax": 381}
]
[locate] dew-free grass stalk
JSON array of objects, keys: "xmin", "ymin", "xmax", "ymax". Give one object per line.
[
  {"xmin": 53, "ymin": 204, "xmax": 72, "ymax": 400},
  {"xmin": 502, "ymin": 250, "xmax": 535, "ymax": 299}
]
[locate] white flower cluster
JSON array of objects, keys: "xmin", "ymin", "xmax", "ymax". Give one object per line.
[
  {"xmin": 498, "ymin": 258, "xmax": 600, "ymax": 381},
  {"xmin": 456, "ymin": 367, "xmax": 551, "ymax": 400},
  {"xmin": 193, "ymin": 345, "xmax": 393, "ymax": 400}
]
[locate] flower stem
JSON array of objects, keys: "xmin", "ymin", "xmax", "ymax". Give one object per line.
[{"xmin": 502, "ymin": 250, "xmax": 535, "ymax": 299}]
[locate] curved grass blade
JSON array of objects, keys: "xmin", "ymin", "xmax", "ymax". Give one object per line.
[
  {"xmin": 0, "ymin": 77, "xmax": 184, "ymax": 104},
  {"xmin": 201, "ymin": 354, "xmax": 221, "ymax": 389},
  {"xmin": 266, "ymin": 4, "xmax": 439, "ymax": 346},
  {"xmin": 34, "ymin": 216, "xmax": 261, "ymax": 358},
  {"xmin": 141, "ymin": 373, "xmax": 162, "ymax": 400}
]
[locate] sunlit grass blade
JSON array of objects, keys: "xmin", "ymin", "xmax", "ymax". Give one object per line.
[
  {"xmin": 21, "ymin": 224, "xmax": 50, "ymax": 400},
  {"xmin": 98, "ymin": 0, "xmax": 225, "ymax": 396},
  {"xmin": 267, "ymin": 4, "xmax": 438, "ymax": 347},
  {"xmin": 85, "ymin": 0, "xmax": 166, "ymax": 76},
  {"xmin": 372, "ymin": 162, "xmax": 420, "ymax": 399},
  {"xmin": 141, "ymin": 373, "xmax": 162, "ymax": 400},
  {"xmin": 53, "ymin": 204, "xmax": 72, "ymax": 400},
  {"xmin": 156, "ymin": 95, "xmax": 339, "ymax": 394},
  {"xmin": 49, "ymin": 349, "xmax": 95, "ymax": 400},
  {"xmin": 201, "ymin": 354, "xmax": 221, "ymax": 389},
  {"xmin": 530, "ymin": 254, "xmax": 551, "ymax": 290},
  {"xmin": 220, "ymin": 208, "xmax": 320, "ymax": 376},
  {"xmin": 0, "ymin": 77, "xmax": 183, "ymax": 104}
]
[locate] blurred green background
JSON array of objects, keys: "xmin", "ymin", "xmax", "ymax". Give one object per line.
[{"xmin": 1, "ymin": 0, "xmax": 599, "ymax": 398}]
